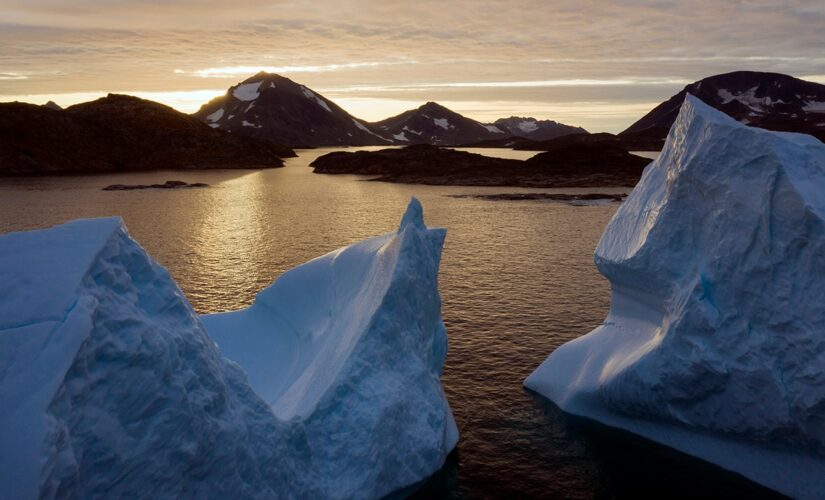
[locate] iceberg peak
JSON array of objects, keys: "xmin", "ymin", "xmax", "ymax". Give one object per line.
[
  {"xmin": 0, "ymin": 201, "xmax": 456, "ymax": 499},
  {"xmin": 399, "ymin": 196, "xmax": 425, "ymax": 231}
]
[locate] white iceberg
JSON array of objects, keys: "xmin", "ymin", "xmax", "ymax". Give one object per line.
[
  {"xmin": 0, "ymin": 198, "xmax": 457, "ymax": 499},
  {"xmin": 525, "ymin": 95, "xmax": 825, "ymax": 499}
]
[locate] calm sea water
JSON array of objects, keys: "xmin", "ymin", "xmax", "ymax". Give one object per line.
[{"xmin": 0, "ymin": 148, "xmax": 777, "ymax": 499}]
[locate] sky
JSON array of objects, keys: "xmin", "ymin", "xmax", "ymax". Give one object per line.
[{"xmin": 1, "ymin": 0, "xmax": 824, "ymax": 132}]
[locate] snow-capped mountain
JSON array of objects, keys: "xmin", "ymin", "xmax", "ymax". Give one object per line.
[
  {"xmin": 193, "ymin": 72, "xmax": 392, "ymax": 148},
  {"xmin": 491, "ymin": 116, "xmax": 586, "ymax": 140},
  {"xmin": 620, "ymin": 71, "xmax": 825, "ymax": 149},
  {"xmin": 372, "ymin": 101, "xmax": 506, "ymax": 146}
]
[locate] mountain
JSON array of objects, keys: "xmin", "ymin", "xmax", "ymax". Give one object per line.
[
  {"xmin": 0, "ymin": 94, "xmax": 293, "ymax": 175},
  {"xmin": 43, "ymin": 100, "xmax": 62, "ymax": 111},
  {"xmin": 193, "ymin": 72, "xmax": 392, "ymax": 148},
  {"xmin": 491, "ymin": 116, "xmax": 587, "ymax": 140},
  {"xmin": 620, "ymin": 71, "xmax": 825, "ymax": 149},
  {"xmin": 371, "ymin": 102, "xmax": 506, "ymax": 146}
]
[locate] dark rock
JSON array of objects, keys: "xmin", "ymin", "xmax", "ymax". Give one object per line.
[
  {"xmin": 311, "ymin": 143, "xmax": 650, "ymax": 188},
  {"xmin": 0, "ymin": 94, "xmax": 294, "ymax": 175},
  {"xmin": 458, "ymin": 136, "xmax": 540, "ymax": 149},
  {"xmin": 449, "ymin": 192, "xmax": 627, "ymax": 202},
  {"xmin": 102, "ymin": 180, "xmax": 209, "ymax": 191}
]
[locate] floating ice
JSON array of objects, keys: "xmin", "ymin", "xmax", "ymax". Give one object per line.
[
  {"xmin": 525, "ymin": 95, "xmax": 825, "ymax": 499},
  {"xmin": 0, "ymin": 199, "xmax": 457, "ymax": 499}
]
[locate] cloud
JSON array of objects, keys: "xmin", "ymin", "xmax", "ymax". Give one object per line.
[
  {"xmin": 1, "ymin": 0, "xmax": 824, "ymax": 131},
  {"xmin": 175, "ymin": 61, "xmax": 416, "ymax": 78}
]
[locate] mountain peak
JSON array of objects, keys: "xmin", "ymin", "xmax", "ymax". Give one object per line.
[
  {"xmin": 620, "ymin": 71, "xmax": 825, "ymax": 147},
  {"xmin": 43, "ymin": 100, "xmax": 62, "ymax": 111},
  {"xmin": 419, "ymin": 101, "xmax": 450, "ymax": 113}
]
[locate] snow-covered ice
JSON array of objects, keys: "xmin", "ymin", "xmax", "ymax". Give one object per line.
[
  {"xmin": 0, "ymin": 199, "xmax": 457, "ymax": 499},
  {"xmin": 525, "ymin": 95, "xmax": 825, "ymax": 499},
  {"xmin": 232, "ymin": 82, "xmax": 261, "ymax": 101}
]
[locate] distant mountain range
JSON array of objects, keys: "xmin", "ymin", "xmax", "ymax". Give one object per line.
[
  {"xmin": 371, "ymin": 101, "xmax": 506, "ymax": 145},
  {"xmin": 3, "ymin": 70, "xmax": 824, "ymax": 175},
  {"xmin": 491, "ymin": 116, "xmax": 587, "ymax": 141},
  {"xmin": 193, "ymin": 73, "xmax": 587, "ymax": 147},
  {"xmin": 0, "ymin": 94, "xmax": 293, "ymax": 175},
  {"xmin": 621, "ymin": 71, "xmax": 825, "ymax": 149}
]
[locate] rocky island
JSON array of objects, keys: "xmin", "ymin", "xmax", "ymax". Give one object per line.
[
  {"xmin": 0, "ymin": 95, "xmax": 295, "ymax": 175},
  {"xmin": 311, "ymin": 143, "xmax": 650, "ymax": 187}
]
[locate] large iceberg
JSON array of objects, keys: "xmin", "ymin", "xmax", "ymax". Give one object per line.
[
  {"xmin": 0, "ymin": 198, "xmax": 457, "ymax": 498},
  {"xmin": 525, "ymin": 95, "xmax": 825, "ymax": 499}
]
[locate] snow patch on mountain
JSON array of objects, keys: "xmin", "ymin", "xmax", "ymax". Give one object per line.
[
  {"xmin": 233, "ymin": 82, "xmax": 262, "ymax": 102},
  {"xmin": 433, "ymin": 118, "xmax": 451, "ymax": 129},
  {"xmin": 393, "ymin": 132, "xmax": 409, "ymax": 141},
  {"xmin": 352, "ymin": 118, "xmax": 390, "ymax": 141},
  {"xmin": 517, "ymin": 120, "xmax": 539, "ymax": 133},
  {"xmin": 483, "ymin": 124, "xmax": 503, "ymax": 133},
  {"xmin": 206, "ymin": 108, "xmax": 224, "ymax": 123},
  {"xmin": 804, "ymin": 100, "xmax": 825, "ymax": 113},
  {"xmin": 525, "ymin": 95, "xmax": 825, "ymax": 499},
  {"xmin": 301, "ymin": 86, "xmax": 332, "ymax": 112}
]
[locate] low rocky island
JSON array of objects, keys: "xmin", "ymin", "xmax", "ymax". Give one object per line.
[
  {"xmin": 311, "ymin": 143, "xmax": 650, "ymax": 187},
  {"xmin": 449, "ymin": 192, "xmax": 626, "ymax": 203},
  {"xmin": 102, "ymin": 180, "xmax": 209, "ymax": 191}
]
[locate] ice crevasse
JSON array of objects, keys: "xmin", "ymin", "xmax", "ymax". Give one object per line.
[
  {"xmin": 0, "ymin": 198, "xmax": 457, "ymax": 499},
  {"xmin": 525, "ymin": 95, "xmax": 825, "ymax": 499}
]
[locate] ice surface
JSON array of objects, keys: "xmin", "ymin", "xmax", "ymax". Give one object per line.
[
  {"xmin": 233, "ymin": 82, "xmax": 261, "ymax": 101},
  {"xmin": 0, "ymin": 199, "xmax": 457, "ymax": 498},
  {"xmin": 525, "ymin": 95, "xmax": 825, "ymax": 499}
]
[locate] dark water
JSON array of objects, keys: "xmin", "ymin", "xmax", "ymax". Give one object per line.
[{"xmin": 0, "ymin": 149, "xmax": 777, "ymax": 499}]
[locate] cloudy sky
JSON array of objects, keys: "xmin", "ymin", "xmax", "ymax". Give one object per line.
[{"xmin": 1, "ymin": 0, "xmax": 824, "ymax": 131}]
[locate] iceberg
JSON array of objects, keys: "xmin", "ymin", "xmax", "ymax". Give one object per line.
[
  {"xmin": 0, "ymin": 198, "xmax": 457, "ymax": 499},
  {"xmin": 525, "ymin": 95, "xmax": 825, "ymax": 499}
]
